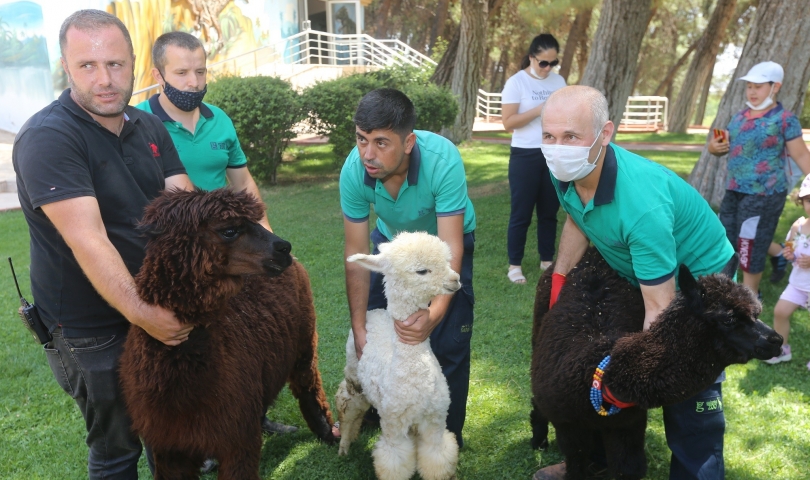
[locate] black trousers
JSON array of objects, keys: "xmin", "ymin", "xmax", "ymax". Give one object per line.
[
  {"xmin": 368, "ymin": 228, "xmax": 475, "ymax": 448},
  {"xmin": 507, "ymin": 146, "xmax": 560, "ymax": 265},
  {"xmin": 45, "ymin": 328, "xmax": 141, "ymax": 480}
]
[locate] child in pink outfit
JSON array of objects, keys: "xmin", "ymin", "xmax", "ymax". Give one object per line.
[{"xmin": 767, "ymin": 173, "xmax": 810, "ymax": 367}]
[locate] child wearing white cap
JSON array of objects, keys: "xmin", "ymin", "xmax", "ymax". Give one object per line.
[
  {"xmin": 767, "ymin": 173, "xmax": 810, "ymax": 367},
  {"xmin": 707, "ymin": 61, "xmax": 810, "ymax": 298}
]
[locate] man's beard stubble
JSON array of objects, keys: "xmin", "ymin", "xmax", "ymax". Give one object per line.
[{"xmin": 67, "ymin": 72, "xmax": 135, "ymax": 118}]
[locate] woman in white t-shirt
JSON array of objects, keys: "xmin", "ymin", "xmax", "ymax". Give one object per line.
[{"xmin": 501, "ymin": 34, "xmax": 567, "ymax": 284}]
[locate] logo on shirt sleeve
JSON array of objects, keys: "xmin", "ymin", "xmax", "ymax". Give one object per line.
[{"xmin": 149, "ymin": 143, "xmax": 161, "ymax": 157}]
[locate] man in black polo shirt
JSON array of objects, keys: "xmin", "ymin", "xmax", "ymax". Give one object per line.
[{"xmin": 13, "ymin": 10, "xmax": 193, "ymax": 479}]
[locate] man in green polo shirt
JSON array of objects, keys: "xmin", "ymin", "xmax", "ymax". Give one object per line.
[
  {"xmin": 340, "ymin": 88, "xmax": 476, "ymax": 448},
  {"xmin": 533, "ymin": 86, "xmax": 735, "ymax": 480},
  {"xmin": 135, "ymin": 31, "xmax": 270, "ymax": 230}
]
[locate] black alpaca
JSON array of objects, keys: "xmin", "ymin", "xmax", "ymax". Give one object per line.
[{"xmin": 530, "ymin": 247, "xmax": 782, "ymax": 479}]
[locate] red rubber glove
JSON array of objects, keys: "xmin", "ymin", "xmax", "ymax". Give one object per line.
[{"xmin": 550, "ymin": 273, "xmax": 566, "ymax": 309}]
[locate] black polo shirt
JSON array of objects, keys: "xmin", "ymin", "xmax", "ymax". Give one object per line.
[{"xmin": 13, "ymin": 89, "xmax": 186, "ymax": 337}]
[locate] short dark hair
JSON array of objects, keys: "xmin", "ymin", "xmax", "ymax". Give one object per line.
[
  {"xmin": 59, "ymin": 9, "xmax": 134, "ymax": 58},
  {"xmin": 354, "ymin": 88, "xmax": 416, "ymax": 138},
  {"xmin": 152, "ymin": 31, "xmax": 205, "ymax": 72},
  {"xmin": 520, "ymin": 33, "xmax": 560, "ymax": 70}
]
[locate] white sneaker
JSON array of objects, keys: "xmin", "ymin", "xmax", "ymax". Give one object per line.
[{"xmin": 764, "ymin": 344, "xmax": 792, "ymax": 364}]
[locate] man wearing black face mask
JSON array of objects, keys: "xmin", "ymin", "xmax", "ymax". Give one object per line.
[{"xmin": 135, "ymin": 31, "xmax": 271, "ymax": 231}]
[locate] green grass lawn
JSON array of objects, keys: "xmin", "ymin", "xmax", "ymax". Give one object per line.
[{"xmin": 1, "ymin": 142, "xmax": 808, "ymax": 479}]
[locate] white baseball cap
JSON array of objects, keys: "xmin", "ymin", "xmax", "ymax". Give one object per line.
[
  {"xmin": 737, "ymin": 61, "xmax": 784, "ymax": 84},
  {"xmin": 800, "ymin": 173, "xmax": 810, "ymax": 198}
]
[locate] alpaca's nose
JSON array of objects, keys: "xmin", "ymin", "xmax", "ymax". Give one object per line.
[{"xmin": 274, "ymin": 240, "xmax": 292, "ymax": 255}]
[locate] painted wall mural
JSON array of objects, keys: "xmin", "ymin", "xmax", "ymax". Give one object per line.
[{"xmin": 0, "ymin": 0, "xmax": 302, "ymax": 133}]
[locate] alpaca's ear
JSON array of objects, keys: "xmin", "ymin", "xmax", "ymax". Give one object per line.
[
  {"xmin": 678, "ymin": 265, "xmax": 702, "ymax": 307},
  {"xmin": 347, "ymin": 253, "xmax": 389, "ymax": 273}
]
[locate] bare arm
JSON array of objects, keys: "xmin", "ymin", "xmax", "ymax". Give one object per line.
[
  {"xmin": 553, "ymin": 215, "xmax": 589, "ymax": 275},
  {"xmin": 226, "ymin": 167, "xmax": 272, "ymax": 231},
  {"xmin": 165, "ymin": 173, "xmax": 194, "ymax": 191},
  {"xmin": 395, "ymin": 214, "xmax": 464, "ymax": 345},
  {"xmin": 344, "ymin": 217, "xmax": 371, "ymax": 359},
  {"xmin": 786, "ymin": 136, "xmax": 810, "ymax": 175},
  {"xmin": 40, "ymin": 196, "xmax": 193, "ymax": 345},
  {"xmin": 501, "ymin": 102, "xmax": 544, "ymax": 131},
  {"xmin": 639, "ymin": 277, "xmax": 676, "ymax": 331}
]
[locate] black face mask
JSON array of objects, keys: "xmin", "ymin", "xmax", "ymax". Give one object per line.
[{"xmin": 161, "ymin": 79, "xmax": 207, "ymax": 112}]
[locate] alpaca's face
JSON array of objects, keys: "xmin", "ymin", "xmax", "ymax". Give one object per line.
[
  {"xmin": 695, "ymin": 276, "xmax": 782, "ymax": 363},
  {"xmin": 382, "ymin": 233, "xmax": 462, "ymax": 301},
  {"xmin": 202, "ymin": 219, "xmax": 293, "ymax": 277},
  {"xmin": 348, "ymin": 232, "xmax": 462, "ymax": 304}
]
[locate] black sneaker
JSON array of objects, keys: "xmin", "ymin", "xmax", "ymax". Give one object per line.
[{"xmin": 770, "ymin": 246, "xmax": 788, "ymax": 283}]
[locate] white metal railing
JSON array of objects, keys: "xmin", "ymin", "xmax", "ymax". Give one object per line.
[
  {"xmin": 473, "ymin": 94, "xmax": 669, "ymax": 131},
  {"xmin": 133, "ymin": 29, "xmax": 437, "ymax": 100},
  {"xmin": 477, "ymin": 89, "xmax": 502, "ymax": 121},
  {"xmin": 619, "ymin": 96, "xmax": 668, "ymax": 132}
]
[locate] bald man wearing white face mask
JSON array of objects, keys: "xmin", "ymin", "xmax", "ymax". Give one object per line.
[{"xmin": 534, "ymin": 85, "xmax": 736, "ymax": 480}]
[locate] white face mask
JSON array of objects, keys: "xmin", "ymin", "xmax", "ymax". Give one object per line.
[
  {"xmin": 529, "ymin": 66, "xmax": 547, "ymax": 80},
  {"xmin": 541, "ymin": 133, "xmax": 603, "ymax": 182},
  {"xmin": 746, "ymin": 84, "xmax": 775, "ymax": 111}
]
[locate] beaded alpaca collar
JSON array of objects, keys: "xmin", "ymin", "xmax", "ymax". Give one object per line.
[{"xmin": 590, "ymin": 355, "xmax": 621, "ymax": 416}]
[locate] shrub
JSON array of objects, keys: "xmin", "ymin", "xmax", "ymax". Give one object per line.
[
  {"xmin": 301, "ymin": 74, "xmax": 384, "ymax": 162},
  {"xmin": 366, "ymin": 64, "xmax": 435, "ymax": 89},
  {"xmin": 206, "ymin": 76, "xmax": 303, "ymax": 184},
  {"xmin": 302, "ymin": 66, "xmax": 459, "ymax": 165},
  {"xmin": 405, "ymin": 83, "xmax": 459, "ymax": 134}
]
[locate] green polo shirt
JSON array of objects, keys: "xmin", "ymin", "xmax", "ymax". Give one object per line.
[
  {"xmin": 135, "ymin": 95, "xmax": 247, "ymax": 191},
  {"xmin": 340, "ymin": 130, "xmax": 476, "ymax": 239},
  {"xmin": 551, "ymin": 144, "xmax": 733, "ymax": 287}
]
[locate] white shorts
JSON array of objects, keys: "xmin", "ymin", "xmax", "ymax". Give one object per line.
[{"xmin": 779, "ymin": 284, "xmax": 810, "ymax": 309}]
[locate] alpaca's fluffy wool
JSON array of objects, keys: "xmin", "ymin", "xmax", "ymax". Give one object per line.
[
  {"xmin": 336, "ymin": 232, "xmax": 460, "ymax": 480},
  {"xmin": 118, "ymin": 189, "xmax": 334, "ymax": 480},
  {"xmin": 530, "ymin": 247, "xmax": 781, "ymax": 480}
]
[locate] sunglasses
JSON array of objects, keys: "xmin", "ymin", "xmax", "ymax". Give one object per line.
[{"xmin": 534, "ymin": 58, "xmax": 559, "ymax": 69}]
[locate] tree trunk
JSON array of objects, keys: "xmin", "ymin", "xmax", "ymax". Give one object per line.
[
  {"xmin": 693, "ymin": 63, "xmax": 714, "ymax": 126},
  {"xmin": 431, "ymin": 27, "xmax": 460, "ymax": 86},
  {"xmin": 431, "ymin": 0, "xmax": 504, "ymax": 87},
  {"xmin": 441, "ymin": 0, "xmax": 488, "ymax": 143},
  {"xmin": 668, "ymin": 0, "xmax": 737, "ymax": 133},
  {"xmin": 559, "ymin": 7, "xmax": 593, "ymax": 82},
  {"xmin": 373, "ymin": 0, "xmax": 394, "ymax": 38},
  {"xmin": 653, "ymin": 40, "xmax": 699, "ymax": 96},
  {"xmin": 689, "ymin": 0, "xmax": 810, "ymax": 207},
  {"xmin": 428, "ymin": 0, "xmax": 452, "ymax": 54},
  {"xmin": 579, "ymin": 0, "xmax": 654, "ymax": 135},
  {"xmin": 576, "ymin": 33, "xmax": 589, "ymax": 83}
]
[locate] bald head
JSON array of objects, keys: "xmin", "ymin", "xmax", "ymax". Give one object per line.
[{"xmin": 542, "ymin": 86, "xmax": 610, "ymax": 138}]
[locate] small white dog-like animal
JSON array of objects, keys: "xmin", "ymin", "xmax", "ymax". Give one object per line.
[{"xmin": 336, "ymin": 231, "xmax": 461, "ymax": 480}]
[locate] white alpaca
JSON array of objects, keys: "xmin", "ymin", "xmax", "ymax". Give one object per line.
[{"xmin": 336, "ymin": 231, "xmax": 461, "ymax": 480}]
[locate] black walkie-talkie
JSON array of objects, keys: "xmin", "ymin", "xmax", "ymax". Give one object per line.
[{"xmin": 8, "ymin": 257, "xmax": 51, "ymax": 344}]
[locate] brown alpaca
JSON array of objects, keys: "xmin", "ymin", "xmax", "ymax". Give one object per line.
[{"xmin": 119, "ymin": 188, "xmax": 335, "ymax": 480}]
